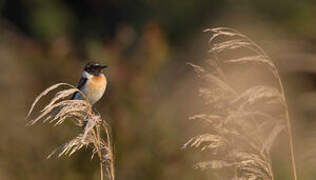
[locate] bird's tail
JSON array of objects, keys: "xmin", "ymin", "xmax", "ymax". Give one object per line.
[{"xmin": 50, "ymin": 105, "xmax": 65, "ymax": 118}]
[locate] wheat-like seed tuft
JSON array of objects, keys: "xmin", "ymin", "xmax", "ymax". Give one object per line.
[
  {"xmin": 184, "ymin": 28, "xmax": 297, "ymax": 180},
  {"xmin": 26, "ymin": 83, "xmax": 115, "ymax": 180}
]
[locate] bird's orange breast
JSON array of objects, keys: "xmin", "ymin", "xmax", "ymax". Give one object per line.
[
  {"xmin": 90, "ymin": 74, "xmax": 107, "ymax": 90},
  {"xmin": 84, "ymin": 74, "xmax": 107, "ymax": 104}
]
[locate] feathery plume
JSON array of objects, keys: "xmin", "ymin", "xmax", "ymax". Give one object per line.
[
  {"xmin": 184, "ymin": 27, "xmax": 297, "ymax": 180},
  {"xmin": 26, "ymin": 83, "xmax": 115, "ymax": 180}
]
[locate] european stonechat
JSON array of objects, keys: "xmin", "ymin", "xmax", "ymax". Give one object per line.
[{"xmin": 72, "ymin": 62, "xmax": 108, "ymax": 105}]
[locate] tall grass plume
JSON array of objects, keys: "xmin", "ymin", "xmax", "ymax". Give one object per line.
[
  {"xmin": 26, "ymin": 83, "xmax": 114, "ymax": 180},
  {"xmin": 183, "ymin": 27, "xmax": 297, "ymax": 180}
]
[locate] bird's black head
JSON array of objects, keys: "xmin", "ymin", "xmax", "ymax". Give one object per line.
[{"xmin": 84, "ymin": 62, "xmax": 108, "ymax": 76}]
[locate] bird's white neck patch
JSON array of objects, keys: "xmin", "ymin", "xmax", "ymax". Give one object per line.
[{"xmin": 82, "ymin": 71, "xmax": 93, "ymax": 79}]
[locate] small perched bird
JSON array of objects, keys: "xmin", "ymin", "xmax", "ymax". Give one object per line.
[{"xmin": 72, "ymin": 62, "xmax": 108, "ymax": 105}]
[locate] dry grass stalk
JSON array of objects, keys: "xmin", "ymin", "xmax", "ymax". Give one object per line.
[
  {"xmin": 184, "ymin": 27, "xmax": 297, "ymax": 180},
  {"xmin": 26, "ymin": 83, "xmax": 115, "ymax": 180}
]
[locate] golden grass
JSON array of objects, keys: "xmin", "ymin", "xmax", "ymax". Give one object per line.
[
  {"xmin": 26, "ymin": 83, "xmax": 115, "ymax": 180},
  {"xmin": 183, "ymin": 27, "xmax": 297, "ymax": 180}
]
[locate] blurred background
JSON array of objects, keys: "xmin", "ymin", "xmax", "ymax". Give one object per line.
[{"xmin": 1, "ymin": 0, "xmax": 316, "ymax": 179}]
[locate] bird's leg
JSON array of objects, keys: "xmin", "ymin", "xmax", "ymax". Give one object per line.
[
  {"xmin": 92, "ymin": 106, "xmax": 99, "ymax": 114},
  {"xmin": 92, "ymin": 106, "xmax": 103, "ymax": 123}
]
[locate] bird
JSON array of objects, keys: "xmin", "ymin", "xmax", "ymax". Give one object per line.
[{"xmin": 72, "ymin": 62, "xmax": 108, "ymax": 105}]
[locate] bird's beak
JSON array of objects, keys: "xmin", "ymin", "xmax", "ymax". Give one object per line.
[{"xmin": 101, "ymin": 65, "xmax": 108, "ymax": 69}]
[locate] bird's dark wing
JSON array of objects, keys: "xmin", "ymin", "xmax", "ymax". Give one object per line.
[{"xmin": 71, "ymin": 77, "xmax": 87, "ymax": 100}]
